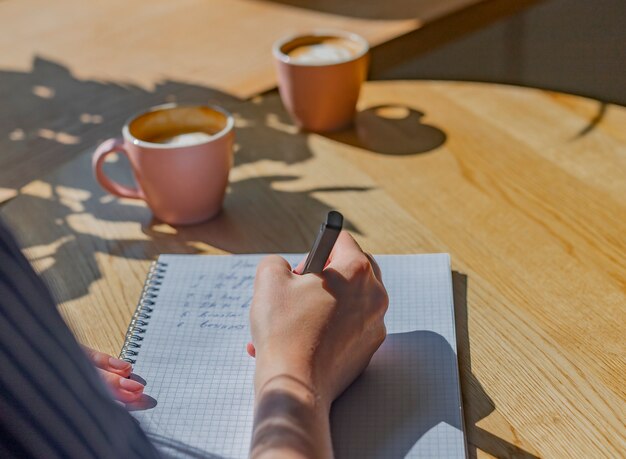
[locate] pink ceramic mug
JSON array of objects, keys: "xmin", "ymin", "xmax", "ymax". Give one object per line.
[
  {"xmin": 92, "ymin": 104, "xmax": 234, "ymax": 225},
  {"xmin": 273, "ymin": 30, "xmax": 369, "ymax": 133}
]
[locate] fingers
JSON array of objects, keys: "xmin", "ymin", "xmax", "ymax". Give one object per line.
[
  {"xmin": 84, "ymin": 346, "xmax": 146, "ymax": 404},
  {"xmin": 297, "ymin": 232, "xmax": 374, "ymax": 277},
  {"xmin": 364, "ymin": 252, "xmax": 383, "ymax": 284},
  {"xmin": 83, "ymin": 345, "xmax": 132, "ymax": 377},
  {"xmin": 246, "ymin": 342, "xmax": 256, "ymax": 358},
  {"xmin": 328, "ymin": 231, "xmax": 364, "ymax": 262},
  {"xmin": 326, "ymin": 232, "xmax": 373, "ymax": 278},
  {"xmin": 255, "ymin": 255, "xmax": 294, "ymax": 282},
  {"xmin": 97, "ymin": 368, "xmax": 144, "ymax": 403}
]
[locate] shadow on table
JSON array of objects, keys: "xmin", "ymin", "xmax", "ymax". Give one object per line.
[
  {"xmin": 5, "ymin": 171, "xmax": 369, "ymax": 303},
  {"xmin": 325, "ymin": 105, "xmax": 446, "ymax": 156},
  {"xmin": 0, "ymin": 57, "xmax": 369, "ymax": 303},
  {"xmin": 145, "ymin": 177, "xmax": 370, "ymax": 254},
  {"xmin": 0, "ymin": 56, "xmax": 313, "ymax": 192},
  {"xmin": 0, "ymin": 57, "xmax": 448, "ymax": 306},
  {"xmin": 452, "ymin": 272, "xmax": 540, "ymax": 459}
]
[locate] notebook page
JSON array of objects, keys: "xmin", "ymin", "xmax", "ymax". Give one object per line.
[{"xmin": 128, "ymin": 254, "xmax": 465, "ymax": 458}]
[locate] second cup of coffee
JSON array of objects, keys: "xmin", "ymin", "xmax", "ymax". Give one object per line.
[{"xmin": 273, "ymin": 30, "xmax": 369, "ymax": 133}]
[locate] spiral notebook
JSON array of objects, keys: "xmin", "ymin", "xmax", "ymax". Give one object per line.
[{"xmin": 121, "ymin": 254, "xmax": 466, "ymax": 458}]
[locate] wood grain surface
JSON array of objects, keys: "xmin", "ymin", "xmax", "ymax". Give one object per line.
[
  {"xmin": 2, "ymin": 80, "xmax": 625, "ymax": 457},
  {"xmin": 0, "ymin": 0, "xmax": 543, "ymax": 194},
  {"xmin": 0, "ymin": 0, "xmax": 481, "ymax": 98}
]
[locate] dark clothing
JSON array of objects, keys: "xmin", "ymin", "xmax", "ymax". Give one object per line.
[{"xmin": 0, "ymin": 219, "xmax": 159, "ymax": 458}]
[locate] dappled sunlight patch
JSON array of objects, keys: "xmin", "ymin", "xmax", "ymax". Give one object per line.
[
  {"xmin": 9, "ymin": 128, "xmax": 25, "ymax": 141},
  {"xmin": 22, "ymin": 180, "xmax": 54, "ymax": 199},
  {"xmin": 104, "ymin": 152, "xmax": 120, "ymax": 163},
  {"xmin": 99, "ymin": 194, "xmax": 116, "ymax": 204},
  {"xmin": 118, "ymin": 197, "xmax": 147, "ymax": 207},
  {"xmin": 233, "ymin": 112, "xmax": 255, "ymax": 128},
  {"xmin": 375, "ymin": 105, "xmax": 410, "ymax": 119},
  {"xmin": 188, "ymin": 240, "xmax": 228, "ymax": 254},
  {"xmin": 80, "ymin": 113, "xmax": 104, "ymax": 124},
  {"xmin": 66, "ymin": 212, "xmax": 143, "ymax": 238},
  {"xmin": 27, "ymin": 234, "xmax": 74, "ymax": 261},
  {"xmin": 56, "ymin": 185, "xmax": 91, "ymax": 201},
  {"xmin": 0, "ymin": 187, "xmax": 18, "ymax": 204},
  {"xmin": 32, "ymin": 85, "xmax": 55, "ymax": 99},
  {"xmin": 37, "ymin": 128, "xmax": 80, "ymax": 145},
  {"xmin": 151, "ymin": 222, "xmax": 177, "ymax": 235},
  {"xmin": 56, "ymin": 185, "xmax": 91, "ymax": 212},
  {"xmin": 265, "ymin": 112, "xmax": 299, "ymax": 134},
  {"xmin": 31, "ymin": 255, "xmax": 57, "ymax": 273}
]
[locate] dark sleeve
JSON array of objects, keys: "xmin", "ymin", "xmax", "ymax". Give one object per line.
[{"xmin": 0, "ymin": 219, "xmax": 160, "ymax": 459}]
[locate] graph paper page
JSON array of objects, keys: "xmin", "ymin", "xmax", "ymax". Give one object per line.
[{"xmin": 128, "ymin": 254, "xmax": 466, "ymax": 458}]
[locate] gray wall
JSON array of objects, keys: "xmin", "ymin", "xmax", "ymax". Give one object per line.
[{"xmin": 375, "ymin": 0, "xmax": 626, "ymax": 105}]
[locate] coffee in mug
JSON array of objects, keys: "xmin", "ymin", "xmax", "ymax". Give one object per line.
[
  {"xmin": 92, "ymin": 104, "xmax": 234, "ymax": 225},
  {"xmin": 273, "ymin": 31, "xmax": 369, "ymax": 132}
]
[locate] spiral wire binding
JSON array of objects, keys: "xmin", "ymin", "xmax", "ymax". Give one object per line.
[{"xmin": 119, "ymin": 261, "xmax": 168, "ymax": 363}]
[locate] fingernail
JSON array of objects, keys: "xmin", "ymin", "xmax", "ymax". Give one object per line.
[
  {"xmin": 120, "ymin": 378, "xmax": 144, "ymax": 392},
  {"xmin": 109, "ymin": 357, "xmax": 131, "ymax": 370}
]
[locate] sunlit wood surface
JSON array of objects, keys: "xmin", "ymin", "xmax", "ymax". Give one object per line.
[
  {"xmin": 0, "ymin": 0, "xmax": 484, "ymax": 97},
  {"xmin": 2, "ymin": 80, "xmax": 626, "ymax": 457},
  {"xmin": 0, "ymin": 0, "xmax": 542, "ymax": 193}
]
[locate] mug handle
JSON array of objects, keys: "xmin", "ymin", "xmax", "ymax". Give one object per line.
[{"xmin": 92, "ymin": 138, "xmax": 144, "ymax": 200}]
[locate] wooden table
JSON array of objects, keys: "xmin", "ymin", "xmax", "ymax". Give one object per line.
[
  {"xmin": 0, "ymin": 0, "xmax": 538, "ymax": 98},
  {"xmin": 0, "ymin": 0, "xmax": 540, "ymax": 193},
  {"xmin": 3, "ymin": 80, "xmax": 625, "ymax": 457}
]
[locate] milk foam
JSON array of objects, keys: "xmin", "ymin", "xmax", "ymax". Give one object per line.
[
  {"xmin": 289, "ymin": 43, "xmax": 354, "ymax": 64},
  {"xmin": 157, "ymin": 132, "xmax": 214, "ymax": 146}
]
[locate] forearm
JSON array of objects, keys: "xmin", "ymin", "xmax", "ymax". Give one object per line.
[
  {"xmin": 248, "ymin": 239, "xmax": 388, "ymax": 458},
  {"xmin": 251, "ymin": 374, "xmax": 333, "ymax": 459}
]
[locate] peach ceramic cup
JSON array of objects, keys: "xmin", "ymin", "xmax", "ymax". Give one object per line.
[
  {"xmin": 92, "ymin": 104, "xmax": 234, "ymax": 225},
  {"xmin": 273, "ymin": 30, "xmax": 369, "ymax": 133}
]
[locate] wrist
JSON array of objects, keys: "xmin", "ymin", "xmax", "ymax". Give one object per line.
[
  {"xmin": 255, "ymin": 359, "xmax": 330, "ymax": 413},
  {"xmin": 256, "ymin": 374, "xmax": 326, "ymax": 412},
  {"xmin": 252, "ymin": 374, "xmax": 332, "ymax": 459}
]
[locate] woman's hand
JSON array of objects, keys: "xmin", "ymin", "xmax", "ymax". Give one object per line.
[
  {"xmin": 248, "ymin": 231, "xmax": 388, "ymax": 458},
  {"xmin": 82, "ymin": 346, "xmax": 145, "ymax": 404}
]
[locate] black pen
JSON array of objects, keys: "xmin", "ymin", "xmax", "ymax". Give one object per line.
[{"xmin": 301, "ymin": 211, "xmax": 343, "ymax": 274}]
